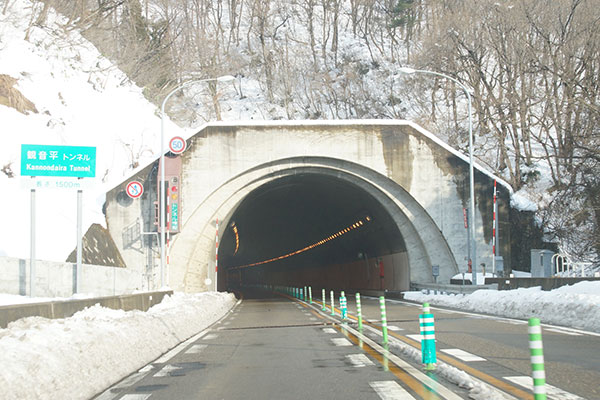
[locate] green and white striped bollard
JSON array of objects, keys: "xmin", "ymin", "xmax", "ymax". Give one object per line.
[
  {"xmin": 379, "ymin": 296, "xmax": 388, "ymax": 345},
  {"xmin": 330, "ymin": 290, "xmax": 335, "ymax": 316},
  {"xmin": 322, "ymin": 289, "xmax": 327, "ymax": 311},
  {"xmin": 309, "ymin": 286, "xmax": 313, "ymax": 304},
  {"xmin": 529, "ymin": 318, "xmax": 547, "ymax": 400},
  {"xmin": 356, "ymin": 293, "xmax": 363, "ymax": 331},
  {"xmin": 304, "ymin": 286, "xmax": 307, "ymax": 301},
  {"xmin": 340, "ymin": 291, "xmax": 347, "ymax": 320},
  {"xmin": 419, "ymin": 302, "xmax": 437, "ymax": 370}
]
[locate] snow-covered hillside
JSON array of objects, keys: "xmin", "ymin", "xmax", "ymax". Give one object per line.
[{"xmin": 0, "ymin": 1, "xmax": 187, "ymax": 260}]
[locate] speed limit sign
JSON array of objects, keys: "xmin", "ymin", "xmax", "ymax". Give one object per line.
[
  {"xmin": 169, "ymin": 136, "xmax": 187, "ymax": 154},
  {"xmin": 126, "ymin": 181, "xmax": 144, "ymax": 199}
]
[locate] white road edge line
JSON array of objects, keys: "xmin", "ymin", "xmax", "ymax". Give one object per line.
[
  {"xmin": 370, "ymin": 381, "xmax": 416, "ymax": 399},
  {"xmin": 93, "ymin": 297, "xmax": 242, "ymax": 400},
  {"xmin": 119, "ymin": 395, "xmax": 152, "ymax": 400}
]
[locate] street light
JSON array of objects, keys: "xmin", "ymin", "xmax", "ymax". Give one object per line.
[
  {"xmin": 398, "ymin": 67, "xmax": 477, "ymax": 285},
  {"xmin": 159, "ymin": 74, "xmax": 235, "ymax": 289}
]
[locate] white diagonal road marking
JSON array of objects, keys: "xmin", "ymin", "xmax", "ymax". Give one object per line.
[
  {"xmin": 440, "ymin": 348, "xmax": 486, "ymax": 362},
  {"xmin": 370, "ymin": 381, "xmax": 416, "ymax": 399}
]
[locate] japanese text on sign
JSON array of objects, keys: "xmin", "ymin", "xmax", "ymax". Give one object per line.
[{"xmin": 21, "ymin": 144, "xmax": 96, "ymax": 178}]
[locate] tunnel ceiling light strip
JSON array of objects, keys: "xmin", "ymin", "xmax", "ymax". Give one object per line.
[
  {"xmin": 231, "ymin": 222, "xmax": 240, "ymax": 255},
  {"xmin": 231, "ymin": 216, "xmax": 371, "ymax": 270}
]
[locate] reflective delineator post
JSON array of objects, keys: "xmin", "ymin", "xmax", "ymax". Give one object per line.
[
  {"xmin": 304, "ymin": 286, "xmax": 307, "ymax": 301},
  {"xmin": 420, "ymin": 302, "xmax": 437, "ymax": 370},
  {"xmin": 528, "ymin": 318, "xmax": 547, "ymax": 400},
  {"xmin": 340, "ymin": 291, "xmax": 348, "ymax": 320},
  {"xmin": 309, "ymin": 286, "xmax": 313, "ymax": 304},
  {"xmin": 379, "ymin": 296, "xmax": 388, "ymax": 345},
  {"xmin": 300, "ymin": 288, "xmax": 303, "ymax": 300},
  {"xmin": 330, "ymin": 290, "xmax": 335, "ymax": 316},
  {"xmin": 322, "ymin": 289, "xmax": 327, "ymax": 311},
  {"xmin": 356, "ymin": 293, "xmax": 363, "ymax": 331}
]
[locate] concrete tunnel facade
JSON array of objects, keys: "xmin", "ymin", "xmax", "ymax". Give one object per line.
[{"xmin": 104, "ymin": 120, "xmax": 512, "ymax": 293}]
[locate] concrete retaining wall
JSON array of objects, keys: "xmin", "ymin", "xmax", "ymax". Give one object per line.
[
  {"xmin": 0, "ymin": 256, "xmax": 144, "ymax": 298},
  {"xmin": 0, "ymin": 291, "xmax": 173, "ymax": 328}
]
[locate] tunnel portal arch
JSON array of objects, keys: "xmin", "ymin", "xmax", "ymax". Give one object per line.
[{"xmin": 169, "ymin": 156, "xmax": 458, "ymax": 292}]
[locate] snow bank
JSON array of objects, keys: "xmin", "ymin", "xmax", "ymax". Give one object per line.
[
  {"xmin": 403, "ymin": 281, "xmax": 600, "ymax": 332},
  {"xmin": 0, "ymin": 291, "xmax": 236, "ymax": 400}
]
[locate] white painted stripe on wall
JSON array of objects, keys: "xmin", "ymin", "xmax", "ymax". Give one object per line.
[
  {"xmin": 440, "ymin": 348, "xmax": 486, "ymax": 362},
  {"xmin": 370, "ymin": 381, "xmax": 415, "ymax": 400},
  {"xmin": 346, "ymin": 354, "xmax": 374, "ymax": 367}
]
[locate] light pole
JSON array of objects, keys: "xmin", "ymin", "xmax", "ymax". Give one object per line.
[
  {"xmin": 398, "ymin": 67, "xmax": 477, "ymax": 285},
  {"xmin": 159, "ymin": 75, "xmax": 235, "ymax": 289}
]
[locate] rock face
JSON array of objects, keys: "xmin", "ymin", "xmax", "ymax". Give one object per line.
[{"xmin": 66, "ymin": 223, "xmax": 126, "ymax": 268}]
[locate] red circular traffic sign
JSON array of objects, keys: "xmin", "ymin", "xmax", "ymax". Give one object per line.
[
  {"xmin": 169, "ymin": 136, "xmax": 187, "ymax": 154},
  {"xmin": 126, "ymin": 181, "xmax": 144, "ymax": 199}
]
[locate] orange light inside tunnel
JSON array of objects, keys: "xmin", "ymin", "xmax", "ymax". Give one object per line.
[{"xmin": 230, "ymin": 216, "xmax": 372, "ymax": 270}]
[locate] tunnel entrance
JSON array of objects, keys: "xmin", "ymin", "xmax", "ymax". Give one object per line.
[{"xmin": 219, "ymin": 173, "xmax": 407, "ymax": 291}]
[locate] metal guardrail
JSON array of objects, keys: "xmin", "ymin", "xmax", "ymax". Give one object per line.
[{"xmin": 0, "ymin": 290, "xmax": 173, "ymax": 329}]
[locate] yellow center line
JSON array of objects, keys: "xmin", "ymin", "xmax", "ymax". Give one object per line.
[
  {"xmin": 307, "ymin": 297, "xmax": 531, "ymax": 399},
  {"xmin": 297, "ymin": 298, "xmax": 442, "ymax": 399}
]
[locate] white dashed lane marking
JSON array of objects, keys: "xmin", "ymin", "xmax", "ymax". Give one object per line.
[
  {"xmin": 346, "ymin": 354, "xmax": 374, "ymax": 367},
  {"xmin": 405, "ymin": 334, "xmax": 422, "ymax": 342},
  {"xmin": 331, "ymin": 338, "xmax": 353, "ymax": 346},
  {"xmin": 387, "ymin": 325, "xmax": 403, "ymax": 331},
  {"xmin": 370, "ymin": 381, "xmax": 416, "ymax": 400},
  {"xmin": 504, "ymin": 376, "xmax": 585, "ymax": 399},
  {"xmin": 440, "ymin": 348, "xmax": 486, "ymax": 362},
  {"xmin": 322, "ymin": 327, "xmax": 337, "ymax": 334},
  {"xmin": 120, "ymin": 395, "xmax": 152, "ymax": 400},
  {"xmin": 203, "ymin": 333, "xmax": 219, "ymax": 340},
  {"xmin": 185, "ymin": 344, "xmax": 207, "ymax": 354},
  {"xmin": 154, "ymin": 364, "xmax": 183, "ymax": 378}
]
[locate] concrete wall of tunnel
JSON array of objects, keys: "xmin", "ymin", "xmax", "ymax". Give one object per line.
[
  {"xmin": 105, "ymin": 121, "xmax": 512, "ymax": 293},
  {"xmin": 169, "ymin": 158, "xmax": 458, "ymax": 292}
]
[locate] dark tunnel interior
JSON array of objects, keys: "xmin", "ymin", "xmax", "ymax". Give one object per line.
[{"xmin": 219, "ymin": 173, "xmax": 406, "ymax": 288}]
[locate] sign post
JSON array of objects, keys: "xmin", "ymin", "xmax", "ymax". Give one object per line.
[{"xmin": 21, "ymin": 144, "xmax": 96, "ymax": 295}]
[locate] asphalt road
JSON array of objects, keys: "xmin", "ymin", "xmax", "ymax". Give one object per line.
[{"xmin": 95, "ymin": 289, "xmax": 599, "ymax": 399}]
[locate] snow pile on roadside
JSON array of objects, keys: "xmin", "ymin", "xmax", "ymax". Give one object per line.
[
  {"xmin": 0, "ymin": 291, "xmax": 236, "ymax": 400},
  {"xmin": 403, "ymin": 281, "xmax": 600, "ymax": 332}
]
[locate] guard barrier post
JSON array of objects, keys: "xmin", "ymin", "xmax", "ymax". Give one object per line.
[
  {"xmin": 309, "ymin": 286, "xmax": 313, "ymax": 304},
  {"xmin": 340, "ymin": 291, "xmax": 347, "ymax": 320},
  {"xmin": 330, "ymin": 290, "xmax": 335, "ymax": 316},
  {"xmin": 322, "ymin": 289, "xmax": 327, "ymax": 311},
  {"xmin": 379, "ymin": 296, "xmax": 388, "ymax": 345},
  {"xmin": 528, "ymin": 318, "xmax": 547, "ymax": 400},
  {"xmin": 356, "ymin": 293, "xmax": 363, "ymax": 331},
  {"xmin": 420, "ymin": 303, "xmax": 437, "ymax": 370}
]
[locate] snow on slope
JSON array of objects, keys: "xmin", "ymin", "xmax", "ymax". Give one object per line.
[
  {"xmin": 0, "ymin": 1, "xmax": 186, "ymax": 261},
  {"xmin": 403, "ymin": 280, "xmax": 600, "ymax": 332},
  {"xmin": 0, "ymin": 291, "xmax": 237, "ymax": 400}
]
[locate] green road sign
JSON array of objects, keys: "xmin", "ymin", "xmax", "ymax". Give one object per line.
[{"xmin": 21, "ymin": 144, "xmax": 96, "ymax": 178}]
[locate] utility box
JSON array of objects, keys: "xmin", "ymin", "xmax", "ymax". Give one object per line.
[
  {"xmin": 531, "ymin": 249, "xmax": 555, "ymax": 277},
  {"xmin": 495, "ymin": 256, "xmax": 504, "ymax": 276}
]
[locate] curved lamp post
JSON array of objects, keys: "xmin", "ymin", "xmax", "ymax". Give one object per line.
[
  {"xmin": 159, "ymin": 75, "xmax": 235, "ymax": 288},
  {"xmin": 398, "ymin": 67, "xmax": 477, "ymax": 285}
]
